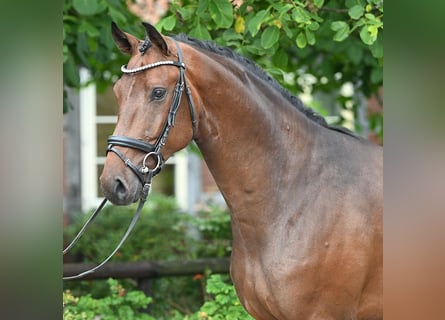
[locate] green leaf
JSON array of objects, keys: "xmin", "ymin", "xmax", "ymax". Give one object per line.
[
  {"xmin": 190, "ymin": 24, "xmax": 212, "ymax": 40},
  {"xmin": 359, "ymin": 25, "xmax": 374, "ymax": 44},
  {"xmin": 292, "ymin": 7, "xmax": 310, "ymax": 24},
  {"xmin": 209, "ymin": 0, "xmax": 233, "ymax": 29},
  {"xmin": 261, "ymin": 26, "xmax": 280, "ymax": 49},
  {"xmin": 331, "ymin": 21, "xmax": 347, "ymax": 31},
  {"xmin": 308, "ymin": 21, "xmax": 320, "ymax": 31},
  {"xmin": 73, "ymin": 0, "xmax": 100, "ymax": 16},
  {"xmin": 197, "ymin": 0, "xmax": 209, "ymax": 15},
  {"xmin": 277, "ymin": 3, "xmax": 294, "ymax": 16},
  {"xmin": 353, "ymin": 18, "xmax": 366, "ymax": 28},
  {"xmin": 79, "ymin": 20, "xmax": 100, "ymax": 38},
  {"xmin": 346, "ymin": 0, "xmax": 364, "ymax": 8},
  {"xmin": 365, "ymin": 13, "xmax": 377, "ymax": 21},
  {"xmin": 305, "ymin": 28, "xmax": 316, "ymax": 45},
  {"xmin": 177, "ymin": 6, "xmax": 194, "ymax": 21},
  {"xmin": 348, "ymin": 5, "xmax": 364, "ymax": 20},
  {"xmin": 331, "ymin": 21, "xmax": 350, "ymax": 41},
  {"xmin": 368, "ymin": 25, "xmax": 379, "ymax": 37},
  {"xmin": 247, "ymin": 9, "xmax": 269, "ymax": 37},
  {"xmin": 333, "ymin": 29, "xmax": 349, "ymax": 42},
  {"xmin": 313, "ymin": 0, "xmax": 325, "ymax": 8},
  {"xmin": 296, "ymin": 32, "xmax": 307, "ymax": 48},
  {"xmin": 242, "ymin": 44, "xmax": 262, "ymax": 55},
  {"xmin": 160, "ymin": 15, "xmax": 176, "ymax": 31},
  {"xmin": 108, "ymin": 6, "xmax": 127, "ymax": 24},
  {"xmin": 222, "ymin": 29, "xmax": 244, "ymax": 42}
]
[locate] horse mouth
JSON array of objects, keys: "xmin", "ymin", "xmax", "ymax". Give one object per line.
[{"xmin": 100, "ymin": 174, "xmax": 141, "ymax": 205}]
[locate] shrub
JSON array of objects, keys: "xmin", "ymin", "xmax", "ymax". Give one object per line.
[
  {"xmin": 63, "ymin": 278, "xmax": 154, "ymax": 320},
  {"xmin": 64, "ymin": 194, "xmax": 193, "ymax": 263},
  {"xmin": 176, "ymin": 274, "xmax": 254, "ymax": 320},
  {"xmin": 63, "ymin": 275, "xmax": 252, "ymax": 320},
  {"xmin": 64, "ymin": 194, "xmax": 234, "ymax": 317},
  {"xmin": 197, "ymin": 274, "xmax": 253, "ymax": 320}
]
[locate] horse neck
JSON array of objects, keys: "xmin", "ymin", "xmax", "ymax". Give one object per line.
[{"xmin": 187, "ymin": 49, "xmax": 323, "ymax": 211}]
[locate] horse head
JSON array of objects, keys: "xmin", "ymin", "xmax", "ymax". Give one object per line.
[{"xmin": 100, "ymin": 22, "xmax": 197, "ymax": 205}]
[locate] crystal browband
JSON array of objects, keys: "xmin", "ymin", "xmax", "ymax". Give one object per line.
[{"xmin": 121, "ymin": 60, "xmax": 185, "ymax": 74}]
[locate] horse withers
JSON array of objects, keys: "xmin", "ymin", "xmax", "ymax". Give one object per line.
[{"xmin": 100, "ymin": 22, "xmax": 383, "ymax": 320}]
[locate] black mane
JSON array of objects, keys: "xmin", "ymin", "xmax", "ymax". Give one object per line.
[{"xmin": 174, "ymin": 34, "xmax": 360, "ymax": 138}]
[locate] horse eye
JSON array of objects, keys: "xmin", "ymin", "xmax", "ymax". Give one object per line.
[{"xmin": 151, "ymin": 87, "xmax": 166, "ymax": 101}]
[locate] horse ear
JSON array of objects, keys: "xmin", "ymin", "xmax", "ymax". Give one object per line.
[
  {"xmin": 142, "ymin": 22, "xmax": 170, "ymax": 56},
  {"xmin": 111, "ymin": 22, "xmax": 139, "ymax": 55}
]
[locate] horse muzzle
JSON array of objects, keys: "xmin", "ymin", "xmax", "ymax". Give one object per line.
[{"xmin": 100, "ymin": 166, "xmax": 141, "ymax": 205}]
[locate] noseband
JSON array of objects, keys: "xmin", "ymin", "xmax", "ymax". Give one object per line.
[{"xmin": 63, "ymin": 40, "xmax": 197, "ymax": 280}]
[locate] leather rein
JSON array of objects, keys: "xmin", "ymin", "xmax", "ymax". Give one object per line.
[{"xmin": 63, "ymin": 40, "xmax": 197, "ymax": 280}]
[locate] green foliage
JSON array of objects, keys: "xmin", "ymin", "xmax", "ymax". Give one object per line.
[
  {"xmin": 169, "ymin": 274, "xmax": 253, "ymax": 320},
  {"xmin": 64, "ymin": 194, "xmax": 192, "ymax": 262},
  {"xmin": 157, "ymin": 0, "xmax": 383, "ymax": 139},
  {"xmin": 64, "ymin": 194, "xmax": 232, "ymax": 263},
  {"xmin": 64, "ymin": 194, "xmax": 233, "ymax": 317},
  {"xmin": 196, "ymin": 274, "xmax": 254, "ymax": 320},
  {"xmin": 63, "ymin": 278, "xmax": 154, "ymax": 320},
  {"xmin": 64, "ymin": 275, "xmax": 252, "ymax": 320},
  {"xmin": 64, "ymin": 194, "xmax": 205, "ymax": 316},
  {"xmin": 63, "ymin": 0, "xmax": 383, "ymax": 137},
  {"xmin": 184, "ymin": 203, "xmax": 232, "ymax": 258},
  {"xmin": 63, "ymin": 0, "xmax": 140, "ymax": 112}
]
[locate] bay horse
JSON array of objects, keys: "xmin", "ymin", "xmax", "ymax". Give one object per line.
[{"xmin": 100, "ymin": 22, "xmax": 383, "ymax": 320}]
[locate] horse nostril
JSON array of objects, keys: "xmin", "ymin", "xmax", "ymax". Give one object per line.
[{"xmin": 114, "ymin": 177, "xmax": 128, "ymax": 199}]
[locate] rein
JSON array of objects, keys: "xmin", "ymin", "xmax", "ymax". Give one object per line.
[{"xmin": 63, "ymin": 40, "xmax": 197, "ymax": 280}]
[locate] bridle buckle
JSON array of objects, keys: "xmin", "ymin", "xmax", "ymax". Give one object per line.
[{"xmin": 140, "ymin": 152, "xmax": 161, "ymax": 174}]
